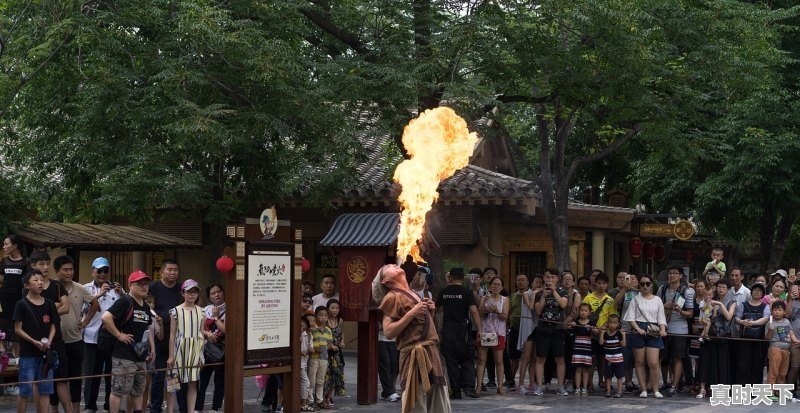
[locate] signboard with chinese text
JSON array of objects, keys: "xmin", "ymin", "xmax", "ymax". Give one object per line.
[{"xmin": 245, "ymin": 242, "xmax": 294, "ymax": 365}]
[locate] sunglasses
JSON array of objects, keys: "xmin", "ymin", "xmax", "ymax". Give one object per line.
[
  {"xmin": 96, "ymin": 268, "xmax": 110, "ymax": 274},
  {"xmin": 639, "ymin": 282, "xmax": 652, "ymax": 287}
]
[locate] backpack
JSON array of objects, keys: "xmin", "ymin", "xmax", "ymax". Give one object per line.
[{"xmin": 97, "ymin": 296, "xmax": 134, "ymax": 354}]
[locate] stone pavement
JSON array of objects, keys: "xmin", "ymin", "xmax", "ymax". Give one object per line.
[{"xmin": 0, "ymin": 355, "xmax": 795, "ymax": 412}]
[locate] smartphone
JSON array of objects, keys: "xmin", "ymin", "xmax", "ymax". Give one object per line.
[{"xmin": 790, "ymin": 268, "xmax": 796, "ymax": 278}]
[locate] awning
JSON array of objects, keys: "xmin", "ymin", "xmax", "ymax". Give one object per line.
[
  {"xmin": 320, "ymin": 213, "xmax": 399, "ymax": 247},
  {"xmin": 14, "ymin": 222, "xmax": 203, "ymax": 250}
]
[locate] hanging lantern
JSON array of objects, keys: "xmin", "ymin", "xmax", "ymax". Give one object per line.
[
  {"xmin": 216, "ymin": 256, "xmax": 235, "ymax": 272},
  {"xmin": 629, "ymin": 238, "xmax": 643, "ymax": 258},
  {"xmin": 686, "ymin": 250, "xmax": 693, "ymax": 262},
  {"xmin": 643, "ymin": 243, "xmax": 656, "ymax": 260},
  {"xmin": 654, "ymin": 244, "xmax": 666, "ymax": 262},
  {"xmin": 301, "ymin": 257, "xmax": 311, "ymax": 272}
]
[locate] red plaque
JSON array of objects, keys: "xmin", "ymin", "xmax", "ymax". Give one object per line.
[{"xmin": 337, "ymin": 248, "xmax": 386, "ymax": 322}]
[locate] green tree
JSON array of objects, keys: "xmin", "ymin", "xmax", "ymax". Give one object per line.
[
  {"xmin": 299, "ymin": 0, "xmax": 786, "ymax": 270},
  {"xmin": 1, "ymin": 0, "xmax": 363, "ymax": 258}
]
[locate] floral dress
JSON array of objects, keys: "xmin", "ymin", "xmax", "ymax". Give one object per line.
[
  {"xmin": 171, "ymin": 305, "xmax": 205, "ymax": 383},
  {"xmin": 324, "ymin": 317, "xmax": 346, "ymax": 396}
]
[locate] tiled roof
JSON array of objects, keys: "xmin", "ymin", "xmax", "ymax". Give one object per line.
[
  {"xmin": 333, "ymin": 133, "xmax": 539, "ymax": 204},
  {"xmin": 568, "ymin": 199, "xmax": 636, "ymax": 214},
  {"xmin": 14, "ymin": 222, "xmax": 203, "ymax": 250},
  {"xmin": 319, "ymin": 213, "xmax": 400, "ymax": 247}
]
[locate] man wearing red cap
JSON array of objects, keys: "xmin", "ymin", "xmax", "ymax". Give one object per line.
[{"xmin": 101, "ymin": 270, "xmax": 156, "ymax": 413}]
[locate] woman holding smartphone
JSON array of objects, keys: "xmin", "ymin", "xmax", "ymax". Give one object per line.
[{"xmin": 475, "ymin": 276, "xmax": 510, "ymax": 396}]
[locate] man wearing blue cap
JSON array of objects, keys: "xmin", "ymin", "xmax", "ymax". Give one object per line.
[{"xmin": 83, "ymin": 257, "xmax": 122, "ymax": 413}]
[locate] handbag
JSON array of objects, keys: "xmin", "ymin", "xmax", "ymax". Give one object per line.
[
  {"xmin": 203, "ymin": 340, "xmax": 225, "ymax": 363},
  {"xmin": 166, "ymin": 371, "xmax": 181, "ymax": 393},
  {"xmin": 132, "ymin": 341, "xmax": 150, "ymax": 360},
  {"xmin": 480, "ymin": 332, "xmax": 498, "ymax": 347},
  {"xmin": 588, "ymin": 297, "xmax": 610, "ymax": 326}
]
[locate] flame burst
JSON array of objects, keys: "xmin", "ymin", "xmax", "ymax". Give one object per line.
[{"xmin": 394, "ymin": 107, "xmax": 478, "ymax": 262}]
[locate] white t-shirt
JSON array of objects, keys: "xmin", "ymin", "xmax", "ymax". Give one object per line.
[
  {"xmin": 623, "ymin": 294, "xmax": 667, "ymax": 327},
  {"xmin": 312, "ymin": 293, "xmax": 339, "ymax": 311},
  {"xmin": 82, "ymin": 281, "xmax": 121, "ymax": 344}
]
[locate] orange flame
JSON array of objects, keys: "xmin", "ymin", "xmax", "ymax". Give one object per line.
[{"xmin": 394, "ymin": 107, "xmax": 478, "ymax": 262}]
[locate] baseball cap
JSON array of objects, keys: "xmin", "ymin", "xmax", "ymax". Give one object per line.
[
  {"xmin": 92, "ymin": 257, "xmax": 110, "ymax": 269},
  {"xmin": 772, "ymin": 269, "xmax": 788, "ymax": 279},
  {"xmin": 128, "ymin": 270, "xmax": 152, "ymax": 284},
  {"xmin": 181, "ymin": 279, "xmax": 200, "ymax": 291},
  {"xmin": 417, "ymin": 266, "xmax": 433, "ymax": 286}
]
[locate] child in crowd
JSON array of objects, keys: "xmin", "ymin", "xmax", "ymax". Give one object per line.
[
  {"xmin": 167, "ymin": 279, "xmax": 206, "ymax": 413},
  {"xmin": 324, "ymin": 300, "xmax": 346, "ymax": 408},
  {"xmin": 703, "ymin": 248, "xmax": 726, "ymax": 279},
  {"xmin": 571, "ymin": 303, "xmax": 594, "ymax": 396},
  {"xmin": 302, "ymin": 294, "xmax": 315, "ymax": 315},
  {"xmin": 13, "ymin": 269, "xmax": 58, "ymax": 413},
  {"xmin": 300, "ymin": 316, "xmax": 314, "ymax": 412},
  {"xmin": 697, "ymin": 287, "xmax": 715, "ymax": 342},
  {"xmin": 599, "ymin": 314, "xmax": 626, "ymax": 398},
  {"xmin": 766, "ymin": 301, "xmax": 798, "ymax": 400},
  {"xmin": 309, "ymin": 306, "xmax": 333, "ymax": 409}
]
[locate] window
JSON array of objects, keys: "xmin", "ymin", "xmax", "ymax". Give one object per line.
[{"xmin": 511, "ymin": 252, "xmax": 547, "ymax": 276}]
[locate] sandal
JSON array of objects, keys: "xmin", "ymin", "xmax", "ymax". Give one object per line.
[{"xmin": 696, "ymin": 389, "xmax": 706, "ymax": 399}]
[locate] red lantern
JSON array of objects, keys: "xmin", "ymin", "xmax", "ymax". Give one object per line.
[
  {"xmin": 654, "ymin": 244, "xmax": 665, "ymax": 262},
  {"xmin": 216, "ymin": 256, "xmax": 234, "ymax": 272},
  {"xmin": 643, "ymin": 243, "xmax": 655, "ymax": 260},
  {"xmin": 686, "ymin": 251, "xmax": 693, "ymax": 262},
  {"xmin": 301, "ymin": 257, "xmax": 311, "ymax": 272},
  {"xmin": 629, "ymin": 238, "xmax": 643, "ymax": 258}
]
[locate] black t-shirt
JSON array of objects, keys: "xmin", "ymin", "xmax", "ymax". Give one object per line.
[
  {"xmin": 436, "ymin": 284, "xmax": 477, "ymax": 328},
  {"xmin": 40, "ymin": 280, "xmax": 67, "ymax": 341},
  {"xmin": 149, "ymin": 280, "xmax": 181, "ymax": 347},
  {"xmin": 107, "ymin": 296, "xmax": 152, "ymax": 361},
  {"xmin": 0, "ymin": 257, "xmax": 29, "ymax": 298},
  {"xmin": 535, "ymin": 287, "xmax": 568, "ymax": 331},
  {"xmin": 12, "ymin": 297, "xmax": 59, "ymax": 357}
]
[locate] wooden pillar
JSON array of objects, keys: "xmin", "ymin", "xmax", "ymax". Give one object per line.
[
  {"xmin": 224, "ymin": 238, "xmax": 244, "ymax": 413},
  {"xmin": 357, "ymin": 311, "xmax": 379, "ymax": 404},
  {"xmin": 592, "ymin": 231, "xmax": 605, "ymax": 272}
]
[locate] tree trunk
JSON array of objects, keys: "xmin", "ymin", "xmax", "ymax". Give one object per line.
[
  {"xmin": 767, "ymin": 208, "xmax": 797, "ymax": 272},
  {"xmin": 758, "ymin": 206, "xmax": 777, "ymax": 272}
]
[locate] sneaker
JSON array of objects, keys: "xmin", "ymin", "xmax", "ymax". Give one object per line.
[
  {"xmin": 387, "ymin": 393, "xmax": 400, "ymax": 402},
  {"xmin": 517, "ymin": 385, "xmax": 528, "ymax": 395},
  {"xmin": 605, "ymin": 393, "xmax": 612, "ymax": 398},
  {"xmin": 654, "ymin": 391, "xmax": 664, "ymax": 399},
  {"xmin": 639, "ymin": 391, "xmax": 648, "ymax": 398},
  {"xmin": 8, "ymin": 386, "xmax": 19, "ymax": 396},
  {"xmin": 557, "ymin": 386, "xmax": 568, "ymax": 396},
  {"xmin": 486, "ymin": 381, "xmax": 497, "ymax": 389},
  {"xmin": 791, "ymin": 397, "xmax": 800, "ymax": 403},
  {"xmin": 614, "ymin": 393, "xmax": 623, "ymax": 398},
  {"xmin": 667, "ymin": 387, "xmax": 678, "ymax": 397},
  {"xmin": 507, "ymin": 381, "xmax": 516, "ymax": 391},
  {"xmin": 532, "ymin": 385, "xmax": 544, "ymax": 396},
  {"xmin": 565, "ymin": 382, "xmax": 574, "ymax": 393}
]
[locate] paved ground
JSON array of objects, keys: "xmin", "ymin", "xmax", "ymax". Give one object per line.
[{"xmin": 0, "ymin": 355, "xmax": 795, "ymax": 412}]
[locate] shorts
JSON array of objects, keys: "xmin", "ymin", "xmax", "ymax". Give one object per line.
[
  {"xmin": 478, "ymin": 334, "xmax": 506, "ymax": 351},
  {"xmin": 660, "ymin": 335, "xmax": 688, "ymax": 360},
  {"xmin": 110, "ymin": 357, "xmax": 147, "ymax": 396},
  {"xmin": 19, "ymin": 356, "xmax": 54, "ymax": 397},
  {"xmin": 534, "ymin": 329, "xmax": 566, "ymax": 358},
  {"xmin": 527, "ymin": 329, "xmax": 537, "ymax": 342},
  {"xmin": 604, "ymin": 361, "xmax": 625, "ymax": 379},
  {"xmin": 627, "ymin": 332, "xmax": 664, "ymax": 349},
  {"xmin": 791, "ymin": 346, "xmax": 800, "ymax": 369},
  {"xmin": 507, "ymin": 328, "xmax": 521, "ymax": 359},
  {"xmin": 51, "ymin": 341, "xmax": 69, "ymax": 379}
]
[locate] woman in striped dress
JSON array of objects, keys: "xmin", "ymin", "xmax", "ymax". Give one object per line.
[
  {"xmin": 571, "ymin": 303, "xmax": 594, "ymax": 396},
  {"xmin": 168, "ymin": 279, "xmax": 206, "ymax": 413}
]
